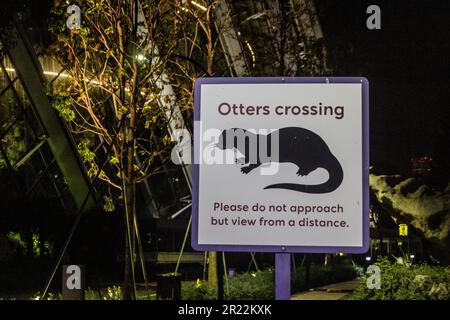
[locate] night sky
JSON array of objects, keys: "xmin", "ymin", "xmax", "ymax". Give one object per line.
[{"xmin": 315, "ymin": 0, "xmax": 450, "ymax": 180}]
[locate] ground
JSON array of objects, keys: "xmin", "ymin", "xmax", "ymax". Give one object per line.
[{"xmin": 291, "ymin": 279, "xmax": 360, "ymax": 300}]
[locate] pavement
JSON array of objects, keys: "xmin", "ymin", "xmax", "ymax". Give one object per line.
[{"xmin": 291, "ymin": 279, "xmax": 360, "ymax": 300}]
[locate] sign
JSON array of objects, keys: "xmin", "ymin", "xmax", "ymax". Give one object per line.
[
  {"xmin": 192, "ymin": 77, "xmax": 369, "ymax": 253},
  {"xmin": 399, "ymin": 224, "xmax": 408, "ymax": 236},
  {"xmin": 62, "ymin": 265, "xmax": 85, "ymax": 300}
]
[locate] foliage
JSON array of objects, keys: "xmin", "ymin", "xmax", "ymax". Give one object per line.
[
  {"xmin": 102, "ymin": 286, "xmax": 122, "ymax": 300},
  {"xmin": 181, "ymin": 263, "xmax": 357, "ymax": 300},
  {"xmin": 30, "ymin": 292, "xmax": 60, "ymax": 300},
  {"xmin": 76, "ymin": 139, "xmax": 99, "ymax": 179},
  {"xmin": 182, "ymin": 278, "xmax": 217, "ymax": 300},
  {"xmin": 225, "ymin": 269, "xmax": 275, "ymax": 300},
  {"xmin": 0, "ymin": 156, "xmax": 6, "ymax": 168},
  {"xmin": 6, "ymin": 231, "xmax": 27, "ymax": 252},
  {"xmin": 103, "ymin": 196, "xmax": 116, "ymax": 212},
  {"xmin": 85, "ymin": 288, "xmax": 98, "ymax": 300},
  {"xmin": 46, "ymin": 0, "xmax": 215, "ymax": 298},
  {"xmin": 182, "ymin": 269, "xmax": 274, "ymax": 300},
  {"xmin": 2, "ymin": 125, "xmax": 27, "ymax": 167},
  {"xmin": 85, "ymin": 286, "xmax": 156, "ymax": 300},
  {"xmin": 53, "ymin": 90, "xmax": 76, "ymax": 121},
  {"xmin": 6, "ymin": 230, "xmax": 53, "ymax": 257},
  {"xmin": 291, "ymin": 260, "xmax": 358, "ymax": 292},
  {"xmin": 45, "ymin": 0, "xmax": 184, "ymax": 224},
  {"xmin": 351, "ymin": 257, "xmax": 450, "ymax": 300},
  {"xmin": 27, "ymin": 286, "xmax": 122, "ymax": 300}
]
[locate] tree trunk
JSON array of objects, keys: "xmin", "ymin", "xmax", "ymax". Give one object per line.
[
  {"xmin": 207, "ymin": 251, "xmax": 218, "ymax": 288},
  {"xmin": 123, "ymin": 179, "xmax": 136, "ymax": 300},
  {"xmin": 123, "ymin": 102, "xmax": 137, "ymax": 299},
  {"xmin": 205, "ymin": 15, "xmax": 218, "ymax": 290}
]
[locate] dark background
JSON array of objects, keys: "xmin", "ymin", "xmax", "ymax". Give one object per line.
[{"xmin": 315, "ymin": 0, "xmax": 450, "ymax": 184}]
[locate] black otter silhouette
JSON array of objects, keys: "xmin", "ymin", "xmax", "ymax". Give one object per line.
[{"xmin": 216, "ymin": 127, "xmax": 343, "ymax": 194}]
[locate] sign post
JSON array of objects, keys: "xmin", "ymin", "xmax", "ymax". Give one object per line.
[
  {"xmin": 275, "ymin": 253, "xmax": 291, "ymax": 300},
  {"xmin": 192, "ymin": 77, "xmax": 369, "ymax": 300}
]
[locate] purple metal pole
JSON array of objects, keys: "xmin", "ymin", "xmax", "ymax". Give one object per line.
[{"xmin": 275, "ymin": 253, "xmax": 291, "ymax": 300}]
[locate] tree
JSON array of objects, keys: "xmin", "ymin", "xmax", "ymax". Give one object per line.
[
  {"xmin": 49, "ymin": 0, "xmax": 181, "ymax": 299},
  {"xmin": 169, "ymin": 0, "xmax": 222, "ymax": 289}
]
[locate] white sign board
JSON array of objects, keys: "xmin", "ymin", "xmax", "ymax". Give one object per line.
[{"xmin": 192, "ymin": 77, "xmax": 369, "ymax": 253}]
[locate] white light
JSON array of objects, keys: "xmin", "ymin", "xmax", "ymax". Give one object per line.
[
  {"xmin": 190, "ymin": 0, "xmax": 207, "ymax": 11},
  {"xmin": 136, "ymin": 54, "xmax": 146, "ymax": 62},
  {"xmin": 43, "ymin": 71, "xmax": 70, "ymax": 78},
  {"xmin": 365, "ymin": 256, "xmax": 371, "ymax": 261},
  {"xmin": 3, "ymin": 67, "xmax": 103, "ymax": 85},
  {"xmin": 410, "ymin": 254, "xmax": 415, "ymax": 259},
  {"xmin": 245, "ymin": 41, "xmax": 256, "ymax": 68}
]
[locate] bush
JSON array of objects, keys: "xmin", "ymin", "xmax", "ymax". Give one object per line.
[
  {"xmin": 182, "ymin": 261, "xmax": 358, "ymax": 300},
  {"xmin": 226, "ymin": 269, "xmax": 274, "ymax": 300},
  {"xmin": 85, "ymin": 286, "xmax": 123, "ymax": 300},
  {"xmin": 291, "ymin": 260, "xmax": 358, "ymax": 292},
  {"xmin": 350, "ymin": 257, "xmax": 450, "ymax": 300},
  {"xmin": 182, "ymin": 269, "xmax": 275, "ymax": 300},
  {"xmin": 29, "ymin": 292, "xmax": 60, "ymax": 300},
  {"xmin": 182, "ymin": 279, "xmax": 217, "ymax": 300}
]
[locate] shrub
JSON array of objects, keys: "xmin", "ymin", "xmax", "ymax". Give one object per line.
[
  {"xmin": 182, "ymin": 279, "xmax": 217, "ymax": 300},
  {"xmin": 102, "ymin": 286, "xmax": 122, "ymax": 300},
  {"xmin": 182, "ymin": 262, "xmax": 358, "ymax": 300},
  {"xmin": 350, "ymin": 257, "xmax": 450, "ymax": 300},
  {"xmin": 291, "ymin": 261, "xmax": 358, "ymax": 292},
  {"xmin": 226, "ymin": 269, "xmax": 274, "ymax": 300},
  {"xmin": 29, "ymin": 292, "xmax": 60, "ymax": 300},
  {"xmin": 182, "ymin": 269, "xmax": 275, "ymax": 300}
]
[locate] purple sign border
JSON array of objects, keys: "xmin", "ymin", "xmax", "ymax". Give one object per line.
[{"xmin": 191, "ymin": 77, "xmax": 369, "ymax": 254}]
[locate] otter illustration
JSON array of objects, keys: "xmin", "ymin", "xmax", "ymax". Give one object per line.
[{"xmin": 215, "ymin": 127, "xmax": 343, "ymax": 194}]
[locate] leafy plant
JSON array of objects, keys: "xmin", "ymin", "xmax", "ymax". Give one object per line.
[
  {"xmin": 85, "ymin": 286, "xmax": 154, "ymax": 300},
  {"xmin": 53, "ymin": 91, "xmax": 75, "ymax": 121},
  {"xmin": 30, "ymin": 292, "xmax": 60, "ymax": 300},
  {"xmin": 182, "ymin": 279, "xmax": 217, "ymax": 300},
  {"xmin": 181, "ymin": 264, "xmax": 357, "ymax": 300},
  {"xmin": 85, "ymin": 288, "xmax": 99, "ymax": 300},
  {"xmin": 181, "ymin": 270, "xmax": 275, "ymax": 300},
  {"xmin": 103, "ymin": 286, "xmax": 122, "ymax": 300},
  {"xmin": 226, "ymin": 269, "xmax": 275, "ymax": 300},
  {"xmin": 291, "ymin": 260, "xmax": 358, "ymax": 292},
  {"xmin": 351, "ymin": 257, "xmax": 450, "ymax": 300}
]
